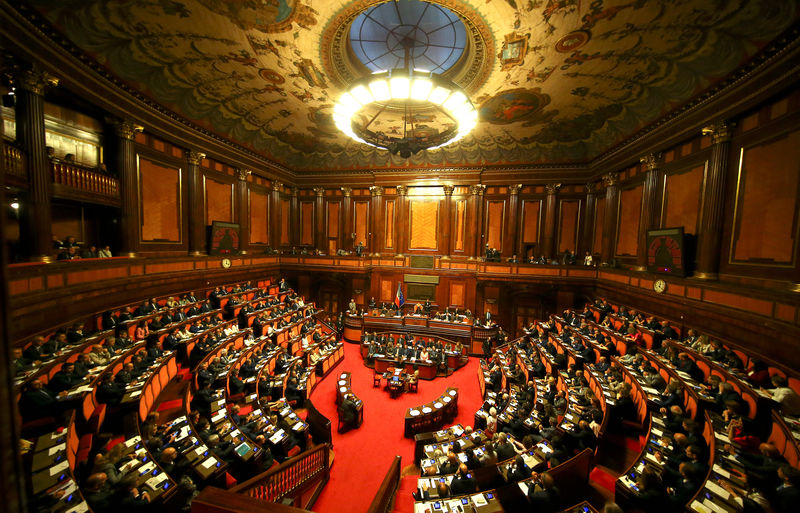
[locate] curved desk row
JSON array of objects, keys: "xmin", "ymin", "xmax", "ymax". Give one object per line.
[{"xmin": 406, "ymin": 388, "xmax": 459, "ymax": 438}]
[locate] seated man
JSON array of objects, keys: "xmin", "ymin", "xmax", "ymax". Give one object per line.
[{"xmin": 337, "ymin": 393, "xmax": 360, "ymax": 432}]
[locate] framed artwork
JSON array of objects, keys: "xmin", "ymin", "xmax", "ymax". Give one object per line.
[
  {"xmin": 499, "ymin": 32, "xmax": 528, "ymax": 70},
  {"xmin": 209, "ymin": 221, "xmax": 240, "ymax": 255}
]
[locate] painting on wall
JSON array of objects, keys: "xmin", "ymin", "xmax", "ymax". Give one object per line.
[{"xmin": 209, "ymin": 221, "xmax": 240, "ymax": 255}]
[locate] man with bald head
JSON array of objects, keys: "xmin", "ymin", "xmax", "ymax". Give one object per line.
[{"xmin": 449, "ymin": 464, "xmax": 477, "ymax": 495}]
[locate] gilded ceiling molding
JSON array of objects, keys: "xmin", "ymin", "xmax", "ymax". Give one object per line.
[
  {"xmin": 702, "ymin": 121, "xmax": 735, "ymax": 144},
  {"xmin": 236, "ymin": 168, "xmax": 252, "ymax": 181},
  {"xmin": 291, "ymin": 186, "xmax": 299, "ymax": 197},
  {"xmin": 368, "ymin": 185, "xmax": 383, "ymax": 196},
  {"xmin": 396, "ymin": 185, "xmax": 408, "ymax": 196},
  {"xmin": 585, "ymin": 182, "xmax": 598, "ymax": 194}
]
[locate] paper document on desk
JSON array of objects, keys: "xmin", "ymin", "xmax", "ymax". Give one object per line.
[
  {"xmin": 706, "ymin": 480, "xmax": 731, "ymax": 501},
  {"xmin": 65, "ymin": 501, "xmax": 89, "ymax": 513},
  {"xmin": 471, "ymin": 493, "xmax": 488, "ymax": 506},
  {"xmin": 200, "ymin": 457, "xmax": 218, "ymax": 469},
  {"xmin": 713, "ymin": 464, "xmax": 730, "ymax": 479},
  {"xmin": 49, "ymin": 460, "xmax": 69, "ymax": 476},
  {"xmin": 518, "ymin": 481, "xmax": 529, "ymax": 495},
  {"xmin": 48, "ymin": 443, "xmax": 66, "ymax": 456},
  {"xmin": 690, "ymin": 500, "xmax": 713, "ymax": 513}
]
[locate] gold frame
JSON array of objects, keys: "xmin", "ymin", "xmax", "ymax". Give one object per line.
[{"xmin": 499, "ymin": 32, "xmax": 528, "ymax": 71}]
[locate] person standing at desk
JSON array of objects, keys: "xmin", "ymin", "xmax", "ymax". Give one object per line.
[{"xmin": 338, "ymin": 394, "xmax": 360, "ymax": 432}]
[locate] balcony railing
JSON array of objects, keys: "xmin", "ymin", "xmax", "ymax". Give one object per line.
[
  {"xmin": 3, "ymin": 140, "xmax": 26, "ymax": 180},
  {"xmin": 51, "ymin": 161, "xmax": 119, "ymax": 198}
]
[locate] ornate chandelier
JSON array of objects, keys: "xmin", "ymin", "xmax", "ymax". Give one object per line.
[{"xmin": 333, "ymin": 68, "xmax": 477, "ymax": 158}]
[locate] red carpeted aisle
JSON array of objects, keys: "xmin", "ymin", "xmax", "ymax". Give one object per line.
[{"xmin": 310, "ymin": 343, "xmax": 483, "ymax": 513}]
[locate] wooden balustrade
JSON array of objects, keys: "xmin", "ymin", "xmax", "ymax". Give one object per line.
[
  {"xmin": 3, "ymin": 140, "xmax": 26, "ymax": 180},
  {"xmin": 231, "ymin": 443, "xmax": 331, "ymax": 509},
  {"xmin": 366, "ymin": 455, "xmax": 402, "ymax": 513},
  {"xmin": 50, "ymin": 161, "xmax": 119, "ymax": 198}
]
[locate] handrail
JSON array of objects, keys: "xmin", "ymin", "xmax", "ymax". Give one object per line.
[
  {"xmin": 2, "ymin": 139, "xmax": 26, "ymax": 179},
  {"xmin": 50, "ymin": 161, "xmax": 119, "ymax": 197},
  {"xmin": 231, "ymin": 443, "xmax": 331, "ymax": 509},
  {"xmin": 192, "ymin": 486, "xmax": 312, "ymax": 513},
  {"xmin": 366, "ymin": 455, "xmax": 402, "ymax": 513}
]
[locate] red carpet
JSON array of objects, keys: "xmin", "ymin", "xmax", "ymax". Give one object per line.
[
  {"xmin": 589, "ymin": 466, "xmax": 618, "ymax": 494},
  {"xmin": 157, "ymin": 398, "xmax": 184, "ymax": 412},
  {"xmin": 309, "ymin": 343, "xmax": 483, "ymax": 513}
]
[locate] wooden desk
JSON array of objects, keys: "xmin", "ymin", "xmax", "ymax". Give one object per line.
[{"xmin": 405, "ymin": 387, "xmax": 458, "ymax": 437}]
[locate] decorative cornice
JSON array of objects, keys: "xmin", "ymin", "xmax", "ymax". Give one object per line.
[
  {"xmin": 639, "ymin": 153, "xmax": 662, "ymax": 172},
  {"xmin": 185, "ymin": 150, "xmax": 205, "ymax": 166},
  {"xmin": 369, "ymin": 185, "xmax": 383, "ymax": 196},
  {"xmin": 395, "ymin": 185, "xmax": 407, "ymax": 196},
  {"xmin": 313, "ymin": 187, "xmax": 325, "ymax": 197},
  {"xmin": 17, "ymin": 67, "xmax": 59, "ymax": 96},
  {"xmin": 443, "ymin": 184, "xmax": 455, "ymax": 196},
  {"xmin": 509, "ymin": 184, "xmax": 523, "ymax": 195},
  {"xmin": 545, "ymin": 183, "xmax": 562, "ymax": 195},
  {"xmin": 236, "ymin": 168, "xmax": 252, "ymax": 181},
  {"xmin": 702, "ymin": 121, "xmax": 735, "ymax": 144},
  {"xmin": 469, "ymin": 184, "xmax": 486, "ymax": 196},
  {"xmin": 113, "ymin": 119, "xmax": 143, "ymax": 141},
  {"xmin": 341, "ymin": 187, "xmax": 352, "ymax": 197},
  {"xmin": 602, "ymin": 172, "xmax": 618, "ymax": 188}
]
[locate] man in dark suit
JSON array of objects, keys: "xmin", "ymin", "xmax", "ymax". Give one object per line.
[
  {"xmin": 449, "ymin": 464, "xmax": 477, "ymax": 495},
  {"xmin": 495, "ymin": 433, "xmax": 517, "ymax": 461},
  {"xmin": 338, "ymin": 393, "xmax": 359, "ymax": 432},
  {"xmin": 18, "ymin": 379, "xmax": 61, "ymax": 421},
  {"xmin": 48, "ymin": 362, "xmax": 82, "ymax": 394},
  {"xmin": 96, "ymin": 373, "xmax": 124, "ymax": 406},
  {"xmin": 23, "ymin": 336, "xmax": 52, "ymax": 362},
  {"xmin": 527, "ymin": 472, "xmax": 561, "ymax": 513},
  {"xmin": 775, "ymin": 464, "xmax": 800, "ymax": 513}
]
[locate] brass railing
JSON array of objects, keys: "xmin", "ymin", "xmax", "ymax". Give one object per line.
[
  {"xmin": 231, "ymin": 444, "xmax": 330, "ymax": 507},
  {"xmin": 51, "ymin": 161, "xmax": 119, "ymax": 197}
]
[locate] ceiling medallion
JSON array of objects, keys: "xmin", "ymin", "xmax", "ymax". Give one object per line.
[{"xmin": 333, "ymin": 0, "xmax": 478, "ymax": 157}]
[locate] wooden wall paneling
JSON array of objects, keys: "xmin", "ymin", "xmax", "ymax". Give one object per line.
[
  {"xmin": 326, "ymin": 200, "xmax": 340, "ymax": 254},
  {"xmin": 454, "ymin": 198, "xmax": 466, "ymax": 253},
  {"xmin": 615, "ymin": 184, "xmax": 643, "ymax": 257},
  {"xmin": 557, "ymin": 199, "xmax": 581, "ymax": 254},
  {"xmin": 441, "ymin": 186, "xmax": 454, "ymax": 257},
  {"xmin": 249, "ymin": 188, "xmax": 269, "ymax": 244},
  {"xmin": 521, "ymin": 199, "xmax": 541, "ymax": 259},
  {"xmin": 138, "ymin": 155, "xmax": 181, "ymax": 243},
  {"xmin": 593, "ymin": 196, "xmax": 605, "ymax": 255},
  {"xmin": 449, "ymin": 282, "xmax": 465, "ymax": 308},
  {"xmin": 601, "ymin": 175, "xmax": 619, "ymax": 263},
  {"xmin": 280, "ymin": 197, "xmax": 290, "ymax": 245},
  {"xmin": 300, "ymin": 201, "xmax": 314, "ymax": 246},
  {"xmin": 341, "ymin": 188, "xmax": 352, "ymax": 251},
  {"xmin": 503, "ymin": 185, "xmax": 522, "ymax": 258},
  {"xmin": 205, "ymin": 176, "xmax": 233, "ymax": 225},
  {"xmin": 581, "ymin": 184, "xmax": 599, "ymax": 257},
  {"xmin": 235, "ymin": 175, "xmax": 249, "ymax": 254},
  {"xmin": 353, "ymin": 200, "xmax": 369, "ymax": 247},
  {"xmin": 663, "ymin": 163, "xmax": 705, "ymax": 234},
  {"xmin": 485, "ymin": 199, "xmax": 505, "ymax": 253},
  {"xmin": 384, "ymin": 199, "xmax": 395, "ymax": 250},
  {"xmin": 369, "ymin": 186, "xmax": 383, "ymax": 255},
  {"xmin": 396, "ymin": 187, "xmax": 408, "ymax": 256},
  {"xmin": 380, "ymin": 278, "xmax": 393, "ymax": 302},
  {"xmin": 542, "ymin": 185, "xmax": 560, "ymax": 259},
  {"xmin": 290, "ymin": 188, "xmax": 299, "ymax": 246},
  {"xmin": 730, "ymin": 129, "xmax": 800, "ymax": 266},
  {"xmin": 314, "ymin": 188, "xmax": 325, "ymax": 251},
  {"xmin": 409, "ymin": 198, "xmax": 439, "ymax": 250}
]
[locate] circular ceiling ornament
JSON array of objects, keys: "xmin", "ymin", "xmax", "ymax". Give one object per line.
[{"xmin": 320, "ymin": 0, "xmax": 495, "ymax": 95}]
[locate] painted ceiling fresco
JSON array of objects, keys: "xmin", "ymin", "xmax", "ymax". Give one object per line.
[{"xmin": 22, "ymin": 0, "xmax": 798, "ymax": 171}]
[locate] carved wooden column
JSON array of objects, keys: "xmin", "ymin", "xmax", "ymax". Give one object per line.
[
  {"xmin": 601, "ymin": 173, "xmax": 620, "ymax": 264},
  {"xmin": 313, "ymin": 187, "xmax": 325, "ymax": 251},
  {"xmin": 581, "ymin": 182, "xmax": 599, "ymax": 257},
  {"xmin": 113, "ymin": 119, "xmax": 143, "ymax": 257},
  {"xmin": 541, "ymin": 183, "xmax": 561, "ymax": 261},
  {"xmin": 290, "ymin": 187, "xmax": 299, "ymax": 247},
  {"xmin": 16, "ymin": 69, "xmax": 58, "ymax": 261},
  {"xmin": 269, "ymin": 182, "xmax": 282, "ymax": 249},
  {"xmin": 186, "ymin": 150, "xmax": 206, "ymax": 256},
  {"xmin": 441, "ymin": 184, "xmax": 455, "ymax": 259},
  {"xmin": 469, "ymin": 184, "xmax": 486, "ymax": 260},
  {"xmin": 236, "ymin": 169, "xmax": 251, "ymax": 255},
  {"xmin": 636, "ymin": 153, "xmax": 663, "ymax": 270},
  {"xmin": 696, "ymin": 121, "xmax": 734, "ymax": 279},
  {"xmin": 504, "ymin": 184, "xmax": 522, "ymax": 259},
  {"xmin": 341, "ymin": 187, "xmax": 352, "ymax": 251},
  {"xmin": 368, "ymin": 185, "xmax": 383, "ymax": 256}
]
